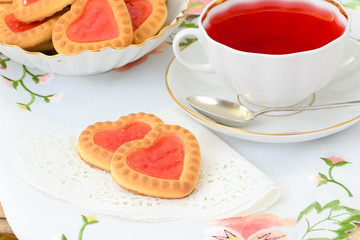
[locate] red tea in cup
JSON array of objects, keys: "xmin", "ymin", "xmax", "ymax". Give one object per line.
[
  {"xmin": 203, "ymin": 0, "xmax": 347, "ymax": 54},
  {"xmin": 172, "ymin": 0, "xmax": 350, "ymax": 107}
]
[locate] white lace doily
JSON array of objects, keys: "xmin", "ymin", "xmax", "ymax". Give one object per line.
[{"xmin": 13, "ymin": 134, "xmax": 279, "ymax": 222}]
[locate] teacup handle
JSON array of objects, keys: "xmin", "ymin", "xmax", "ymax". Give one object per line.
[{"xmin": 172, "ymin": 28, "xmax": 214, "ymax": 72}]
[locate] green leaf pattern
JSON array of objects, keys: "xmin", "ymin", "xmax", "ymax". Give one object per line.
[
  {"xmin": 296, "ymin": 156, "xmax": 359, "ymax": 240},
  {"xmin": 0, "ymin": 57, "xmax": 9, "ymax": 69},
  {"xmin": 298, "ymin": 200, "xmax": 360, "ymax": 240},
  {"xmin": 61, "ymin": 215, "xmax": 99, "ymax": 240},
  {"xmin": 0, "ymin": 0, "xmax": 359, "ymax": 237},
  {"xmin": 166, "ymin": 15, "xmax": 199, "ymax": 47},
  {"xmin": 317, "ymin": 158, "xmax": 353, "ymax": 197},
  {"xmin": 0, "ymin": 58, "xmax": 56, "ymax": 111},
  {"xmin": 341, "ymin": 0, "xmax": 360, "ymax": 9}
]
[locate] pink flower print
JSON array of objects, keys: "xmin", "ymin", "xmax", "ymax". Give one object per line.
[
  {"xmin": 328, "ymin": 156, "xmax": 345, "ymax": 164},
  {"xmin": 203, "ymin": 226, "xmax": 243, "ymax": 240},
  {"xmin": 48, "ymin": 92, "xmax": 63, "ymax": 103},
  {"xmin": 38, "ymin": 74, "xmax": 54, "ymax": 84},
  {"xmin": 308, "ymin": 173, "xmax": 325, "ymax": 185},
  {"xmin": 347, "ymin": 222, "xmax": 360, "ymax": 240},
  {"xmin": 205, "ymin": 214, "xmax": 297, "ymax": 240},
  {"xmin": 0, "ymin": 66, "xmax": 5, "ymax": 70},
  {"xmin": 188, "ymin": 0, "xmax": 212, "ymax": 15},
  {"xmin": 2, "ymin": 78, "xmax": 12, "ymax": 86}
]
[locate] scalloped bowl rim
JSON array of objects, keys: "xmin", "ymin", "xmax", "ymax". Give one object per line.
[{"xmin": 0, "ymin": 0, "xmax": 191, "ymax": 58}]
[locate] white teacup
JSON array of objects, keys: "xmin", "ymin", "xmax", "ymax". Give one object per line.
[{"xmin": 173, "ymin": 0, "xmax": 351, "ymax": 107}]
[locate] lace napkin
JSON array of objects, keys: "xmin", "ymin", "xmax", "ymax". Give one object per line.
[{"xmin": 12, "ymin": 107, "xmax": 280, "ymax": 222}]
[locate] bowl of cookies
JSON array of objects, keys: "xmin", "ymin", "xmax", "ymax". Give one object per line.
[{"xmin": 0, "ymin": 0, "xmax": 190, "ymax": 76}]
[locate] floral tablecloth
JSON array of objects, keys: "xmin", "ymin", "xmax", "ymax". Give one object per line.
[
  {"xmin": 196, "ymin": 1, "xmax": 360, "ymax": 238},
  {"xmin": 0, "ymin": 0, "xmax": 359, "ymax": 240}
]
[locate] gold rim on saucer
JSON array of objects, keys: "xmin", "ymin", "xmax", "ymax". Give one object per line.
[{"xmin": 165, "ymin": 40, "xmax": 360, "ymax": 136}]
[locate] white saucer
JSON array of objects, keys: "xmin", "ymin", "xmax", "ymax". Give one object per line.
[{"xmin": 166, "ymin": 37, "xmax": 360, "ymax": 143}]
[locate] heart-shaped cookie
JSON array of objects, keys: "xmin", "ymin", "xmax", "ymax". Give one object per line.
[
  {"xmin": 77, "ymin": 113, "xmax": 164, "ymax": 171},
  {"xmin": 110, "ymin": 124, "xmax": 201, "ymax": 199},
  {"xmin": 0, "ymin": 4, "xmax": 63, "ymax": 49},
  {"xmin": 12, "ymin": 0, "xmax": 74, "ymax": 23},
  {"xmin": 125, "ymin": 0, "xmax": 167, "ymax": 44},
  {"xmin": 52, "ymin": 0, "xmax": 133, "ymax": 54}
]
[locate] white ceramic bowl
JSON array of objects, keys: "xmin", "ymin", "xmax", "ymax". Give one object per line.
[{"xmin": 0, "ymin": 0, "xmax": 190, "ymax": 76}]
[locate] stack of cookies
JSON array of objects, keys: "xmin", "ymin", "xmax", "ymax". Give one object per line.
[
  {"xmin": 77, "ymin": 113, "xmax": 202, "ymax": 199},
  {"xmin": 0, "ymin": 0, "xmax": 167, "ymax": 54}
]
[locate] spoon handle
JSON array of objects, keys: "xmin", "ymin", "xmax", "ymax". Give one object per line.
[{"xmin": 254, "ymin": 100, "xmax": 360, "ymax": 117}]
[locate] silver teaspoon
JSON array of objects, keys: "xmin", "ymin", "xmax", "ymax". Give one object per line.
[{"xmin": 186, "ymin": 96, "xmax": 360, "ymax": 127}]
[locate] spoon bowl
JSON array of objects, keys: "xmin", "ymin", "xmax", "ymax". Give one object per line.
[
  {"xmin": 186, "ymin": 96, "xmax": 360, "ymax": 127},
  {"xmin": 186, "ymin": 96, "xmax": 254, "ymax": 126}
]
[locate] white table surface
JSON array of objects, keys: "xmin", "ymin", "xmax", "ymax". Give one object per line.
[{"xmin": 0, "ymin": 3, "xmax": 360, "ymax": 238}]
